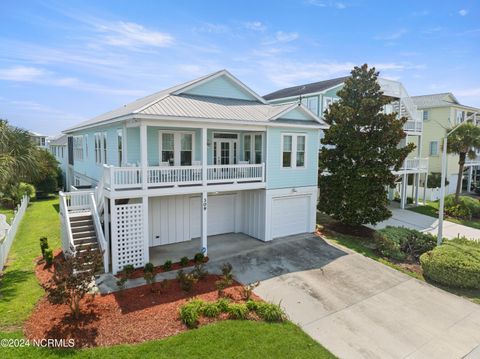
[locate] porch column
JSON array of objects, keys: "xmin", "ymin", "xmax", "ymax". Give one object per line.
[
  {"xmin": 201, "ymin": 191, "xmax": 208, "ymax": 255},
  {"xmin": 202, "ymin": 127, "xmax": 207, "ymax": 185},
  {"xmin": 400, "ymin": 172, "xmax": 407, "ymax": 209},
  {"xmin": 143, "ymin": 196, "xmax": 150, "ymax": 264},
  {"xmin": 103, "ymin": 198, "xmax": 110, "ymax": 272},
  {"xmin": 415, "ymin": 173, "xmax": 420, "ymax": 205},
  {"xmin": 140, "ymin": 122, "xmax": 148, "ymax": 190},
  {"xmin": 423, "ymin": 172, "xmax": 428, "ymax": 205},
  {"xmin": 467, "ymin": 166, "xmax": 473, "ymax": 193}
]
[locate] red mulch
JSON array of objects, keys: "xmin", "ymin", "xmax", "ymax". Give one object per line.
[
  {"xmin": 26, "ymin": 252, "xmax": 258, "ymax": 348},
  {"xmin": 116, "ymin": 257, "xmax": 209, "ymax": 280}
]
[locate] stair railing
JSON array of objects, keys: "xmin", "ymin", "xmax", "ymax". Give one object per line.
[
  {"xmin": 59, "ymin": 191, "xmax": 76, "ymax": 255},
  {"xmin": 89, "ymin": 192, "xmax": 109, "ymax": 273}
]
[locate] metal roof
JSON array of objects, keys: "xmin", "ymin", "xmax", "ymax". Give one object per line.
[
  {"xmin": 263, "ymin": 76, "xmax": 349, "ymax": 101},
  {"xmin": 49, "ymin": 133, "xmax": 67, "ymax": 145},
  {"xmin": 64, "ymin": 70, "xmax": 325, "ymax": 132},
  {"xmin": 412, "ymin": 93, "xmax": 480, "ymax": 112}
]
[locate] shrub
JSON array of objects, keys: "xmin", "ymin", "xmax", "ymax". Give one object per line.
[
  {"xmin": 201, "ymin": 302, "xmax": 221, "ymax": 318},
  {"xmin": 144, "ymin": 262, "xmax": 155, "ymax": 273},
  {"xmin": 375, "ymin": 226, "xmax": 436, "ymax": 261},
  {"xmin": 192, "ymin": 264, "xmax": 208, "ymax": 280},
  {"xmin": 420, "ymin": 238, "xmax": 480, "ymax": 289},
  {"xmin": 179, "ymin": 299, "xmax": 204, "ymax": 328},
  {"xmin": 227, "ymin": 303, "xmax": 248, "ymax": 320},
  {"xmin": 445, "ymin": 195, "xmax": 480, "ymax": 219},
  {"xmin": 180, "ymin": 256, "xmax": 189, "ymax": 267},
  {"xmin": 44, "ymin": 248, "xmax": 53, "ymax": 266},
  {"xmin": 255, "ymin": 302, "xmax": 286, "ymax": 322},
  {"xmin": 123, "ymin": 264, "xmax": 135, "ymax": 279},
  {"xmin": 194, "ymin": 252, "xmax": 205, "ymax": 263},
  {"xmin": 116, "ymin": 277, "xmax": 127, "ymax": 291},
  {"xmin": 246, "ymin": 299, "xmax": 258, "ymax": 312},
  {"xmin": 39, "ymin": 237, "xmax": 49, "ymax": 258},
  {"xmin": 216, "ymin": 298, "xmax": 230, "ymax": 312},
  {"xmin": 177, "ymin": 269, "xmax": 198, "ymax": 292},
  {"xmin": 162, "ymin": 260, "xmax": 172, "ymax": 271},
  {"xmin": 445, "ymin": 204, "xmax": 471, "ymax": 220},
  {"xmin": 215, "ymin": 262, "xmax": 234, "ymax": 296}
]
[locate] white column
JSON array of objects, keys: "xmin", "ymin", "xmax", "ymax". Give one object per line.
[
  {"xmin": 467, "ymin": 166, "xmax": 473, "ymax": 193},
  {"xmin": 202, "ymin": 127, "xmax": 207, "ymax": 185},
  {"xmin": 143, "ymin": 196, "xmax": 150, "ymax": 264},
  {"xmin": 423, "ymin": 172, "xmax": 428, "ymax": 204},
  {"xmin": 400, "ymin": 173, "xmax": 407, "ymax": 209},
  {"xmin": 123, "ymin": 124, "xmax": 128, "ymax": 165},
  {"xmin": 140, "ymin": 123, "xmax": 148, "ymax": 190},
  {"xmin": 201, "ymin": 191, "xmax": 208, "ymax": 255},
  {"xmin": 415, "ymin": 173, "xmax": 420, "ymax": 205},
  {"xmin": 110, "ymin": 199, "xmax": 118, "ymax": 273}
]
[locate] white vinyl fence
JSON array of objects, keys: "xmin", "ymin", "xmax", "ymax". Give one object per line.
[{"xmin": 0, "ymin": 195, "xmax": 29, "ymax": 270}]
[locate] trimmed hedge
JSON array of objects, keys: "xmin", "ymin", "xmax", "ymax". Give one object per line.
[
  {"xmin": 420, "ymin": 238, "xmax": 480, "ymax": 289},
  {"xmin": 445, "ymin": 195, "xmax": 480, "ymax": 219},
  {"xmin": 375, "ymin": 226, "xmax": 436, "ymax": 261}
]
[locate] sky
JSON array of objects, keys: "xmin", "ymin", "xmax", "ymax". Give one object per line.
[{"xmin": 0, "ymin": 0, "xmax": 479, "ymax": 135}]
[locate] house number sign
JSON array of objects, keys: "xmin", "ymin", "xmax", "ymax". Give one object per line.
[{"xmin": 202, "ymin": 198, "xmax": 207, "ymax": 211}]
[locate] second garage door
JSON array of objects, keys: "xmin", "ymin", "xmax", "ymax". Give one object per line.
[{"xmin": 271, "ymin": 195, "xmax": 310, "ymax": 239}]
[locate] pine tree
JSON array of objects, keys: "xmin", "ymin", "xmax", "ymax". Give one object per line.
[{"xmin": 318, "ymin": 64, "xmax": 414, "ymax": 226}]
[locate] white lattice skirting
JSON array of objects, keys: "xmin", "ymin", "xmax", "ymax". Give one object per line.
[{"xmin": 111, "ymin": 203, "xmax": 145, "ymax": 273}]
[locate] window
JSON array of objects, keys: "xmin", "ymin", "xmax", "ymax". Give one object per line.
[
  {"xmin": 84, "ymin": 134, "xmax": 88, "ymax": 158},
  {"xmin": 73, "ymin": 136, "xmax": 84, "ymax": 161},
  {"xmin": 323, "ymin": 97, "xmax": 334, "ymax": 113},
  {"xmin": 243, "ymin": 133, "xmax": 263, "ymax": 164},
  {"xmin": 456, "ymin": 110, "xmax": 465, "ymax": 124},
  {"xmin": 159, "ymin": 131, "xmax": 195, "ymax": 166},
  {"xmin": 94, "ymin": 132, "xmax": 107, "ymax": 164},
  {"xmin": 422, "ymin": 110, "xmax": 429, "ymax": 121},
  {"xmin": 117, "ymin": 129, "xmax": 123, "ymax": 166},
  {"xmin": 429, "ymin": 141, "xmax": 439, "ymax": 156},
  {"xmin": 301, "ymin": 96, "xmax": 319, "ymax": 115},
  {"xmin": 282, "ymin": 134, "xmax": 306, "ymax": 168},
  {"xmin": 61, "ymin": 147, "xmax": 64, "ymax": 158},
  {"xmin": 180, "ymin": 133, "xmax": 193, "ymax": 165}
]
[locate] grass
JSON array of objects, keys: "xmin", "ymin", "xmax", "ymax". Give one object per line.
[
  {"xmin": 0, "ymin": 197, "xmax": 60, "ymax": 330},
  {"xmin": 316, "ymin": 212, "xmax": 480, "ymax": 303},
  {"xmin": 408, "ymin": 200, "xmax": 480, "ymax": 230},
  {"xmin": 0, "ymin": 206, "xmax": 14, "ymax": 223},
  {"xmin": 0, "ymin": 197, "xmax": 335, "ymax": 357}
]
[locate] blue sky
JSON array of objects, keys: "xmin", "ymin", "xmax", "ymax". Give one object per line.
[{"xmin": 0, "ymin": 0, "xmax": 479, "ymax": 135}]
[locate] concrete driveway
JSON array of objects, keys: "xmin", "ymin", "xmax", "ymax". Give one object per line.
[
  {"xmin": 371, "ymin": 207, "xmax": 480, "ymax": 240},
  {"xmin": 212, "ymin": 234, "xmax": 480, "ymax": 359}
]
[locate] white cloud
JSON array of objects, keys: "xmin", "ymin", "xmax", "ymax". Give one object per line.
[
  {"xmin": 245, "ymin": 21, "xmax": 266, "ymax": 32},
  {"xmin": 195, "ymin": 22, "xmax": 229, "ymax": 34},
  {"xmin": 0, "ymin": 66, "xmax": 47, "ymax": 81},
  {"xmin": 274, "ymin": 31, "xmax": 299, "ymax": 43},
  {"xmin": 96, "ymin": 21, "xmax": 174, "ymax": 48},
  {"xmin": 306, "ymin": 0, "xmax": 348, "ymax": 9},
  {"xmin": 375, "ymin": 28, "xmax": 408, "ymax": 40},
  {"xmin": 459, "ymin": 9, "xmax": 469, "ymax": 16}
]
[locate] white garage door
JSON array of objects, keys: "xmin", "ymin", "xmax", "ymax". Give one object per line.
[
  {"xmin": 272, "ymin": 195, "xmax": 310, "ymax": 238},
  {"xmin": 190, "ymin": 194, "xmax": 236, "ymax": 237}
]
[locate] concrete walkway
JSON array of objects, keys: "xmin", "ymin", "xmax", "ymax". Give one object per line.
[{"xmin": 371, "ymin": 207, "xmax": 480, "ymax": 240}]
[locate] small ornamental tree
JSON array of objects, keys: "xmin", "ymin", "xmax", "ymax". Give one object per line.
[
  {"xmin": 318, "ymin": 64, "xmax": 414, "ymax": 226},
  {"xmin": 446, "ymin": 122, "xmax": 480, "ymax": 202},
  {"xmin": 46, "ymin": 247, "xmax": 103, "ymax": 319}
]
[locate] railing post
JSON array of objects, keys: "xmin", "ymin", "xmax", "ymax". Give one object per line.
[
  {"xmin": 262, "ymin": 162, "xmax": 266, "ymax": 182},
  {"xmin": 202, "ymin": 127, "xmax": 207, "ymax": 186},
  {"xmin": 140, "ymin": 122, "xmax": 148, "ymax": 190}
]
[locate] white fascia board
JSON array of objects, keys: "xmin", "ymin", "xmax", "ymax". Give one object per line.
[{"xmin": 269, "ymin": 104, "xmax": 328, "ymax": 128}]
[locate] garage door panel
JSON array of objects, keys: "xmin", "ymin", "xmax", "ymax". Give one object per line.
[
  {"xmin": 272, "ymin": 195, "xmax": 310, "ymax": 238},
  {"xmin": 190, "ymin": 194, "xmax": 236, "ymax": 238}
]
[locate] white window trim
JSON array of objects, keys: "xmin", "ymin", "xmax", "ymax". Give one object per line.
[
  {"xmin": 422, "ymin": 110, "xmax": 429, "ymax": 121},
  {"xmin": 94, "ymin": 131, "xmax": 107, "ymax": 165},
  {"xmin": 243, "ymin": 132, "xmax": 264, "ymax": 164},
  {"xmin": 429, "ymin": 140, "xmax": 439, "ymax": 156},
  {"xmin": 158, "ymin": 130, "xmax": 196, "ymax": 166},
  {"xmin": 73, "ymin": 135, "xmax": 84, "ymax": 161},
  {"xmin": 117, "ymin": 128, "xmax": 123, "ymax": 166},
  {"xmin": 212, "ymin": 132, "xmax": 239, "ymax": 165},
  {"xmin": 281, "ymin": 133, "xmax": 307, "ymax": 169}
]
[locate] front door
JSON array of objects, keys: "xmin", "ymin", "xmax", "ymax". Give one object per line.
[{"xmin": 214, "ymin": 139, "xmax": 237, "ymax": 165}]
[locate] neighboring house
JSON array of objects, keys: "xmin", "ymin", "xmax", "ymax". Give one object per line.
[
  {"xmin": 412, "ymin": 93, "xmax": 480, "ymax": 194},
  {"xmin": 49, "ymin": 134, "xmax": 68, "ymax": 189},
  {"xmin": 59, "ymin": 70, "xmax": 326, "ymax": 273},
  {"xmin": 264, "ymin": 77, "xmax": 428, "ymax": 209},
  {"xmin": 29, "ymin": 131, "xmax": 49, "ymax": 148}
]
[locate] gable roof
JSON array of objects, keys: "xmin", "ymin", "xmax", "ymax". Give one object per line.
[
  {"xmin": 49, "ymin": 133, "xmax": 67, "ymax": 145},
  {"xmin": 64, "ymin": 70, "xmax": 325, "ymax": 132},
  {"xmin": 263, "ymin": 76, "xmax": 349, "ymax": 101},
  {"xmin": 412, "ymin": 93, "xmax": 480, "ymax": 112}
]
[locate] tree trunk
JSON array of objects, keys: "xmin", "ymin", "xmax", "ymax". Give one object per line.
[{"xmin": 455, "ymin": 152, "xmax": 466, "ymax": 203}]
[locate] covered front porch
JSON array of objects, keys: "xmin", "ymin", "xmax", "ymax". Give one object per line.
[{"xmin": 149, "ymin": 233, "xmax": 265, "ymax": 266}]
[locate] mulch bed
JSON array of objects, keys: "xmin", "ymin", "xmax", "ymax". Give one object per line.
[
  {"xmin": 26, "ymin": 252, "xmax": 258, "ymax": 348},
  {"xmin": 116, "ymin": 257, "xmax": 209, "ymax": 279}
]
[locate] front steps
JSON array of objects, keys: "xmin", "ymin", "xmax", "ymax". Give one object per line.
[{"xmin": 70, "ymin": 213, "xmax": 103, "ymax": 273}]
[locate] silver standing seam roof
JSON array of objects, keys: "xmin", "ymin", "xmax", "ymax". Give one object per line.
[
  {"xmin": 64, "ymin": 70, "xmax": 325, "ymax": 133},
  {"xmin": 412, "ymin": 93, "xmax": 480, "ymax": 112}
]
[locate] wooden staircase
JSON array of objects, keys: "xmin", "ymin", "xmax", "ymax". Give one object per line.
[{"xmin": 70, "ymin": 213, "xmax": 103, "ymax": 273}]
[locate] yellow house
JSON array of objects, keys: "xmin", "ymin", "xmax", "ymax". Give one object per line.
[{"xmin": 412, "ymin": 93, "xmax": 480, "ymax": 195}]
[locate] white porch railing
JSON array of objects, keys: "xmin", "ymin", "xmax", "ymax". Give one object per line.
[
  {"xmin": 207, "ymin": 164, "xmax": 265, "ymax": 183},
  {"xmin": 103, "ymin": 163, "xmax": 265, "ymax": 190},
  {"xmin": 89, "ymin": 192, "xmax": 109, "ymax": 273},
  {"xmin": 400, "ymin": 158, "xmax": 429, "ymax": 172},
  {"xmin": 403, "ymin": 119, "xmax": 423, "ymax": 133},
  {"xmin": 378, "ymin": 78, "xmax": 419, "ymax": 123},
  {"xmin": 0, "ymin": 195, "xmax": 29, "ymax": 270},
  {"xmin": 61, "ymin": 190, "xmax": 91, "ymax": 213}
]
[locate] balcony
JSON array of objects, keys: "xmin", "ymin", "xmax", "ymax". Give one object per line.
[
  {"xmin": 392, "ymin": 157, "xmax": 429, "ymax": 175},
  {"xmin": 103, "ymin": 163, "xmax": 265, "ymax": 191},
  {"xmin": 403, "ymin": 119, "xmax": 423, "ymax": 134}
]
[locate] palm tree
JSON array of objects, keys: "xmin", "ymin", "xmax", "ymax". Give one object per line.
[
  {"xmin": 446, "ymin": 122, "xmax": 480, "ymax": 202},
  {"xmin": 0, "ymin": 120, "xmax": 39, "ymax": 192}
]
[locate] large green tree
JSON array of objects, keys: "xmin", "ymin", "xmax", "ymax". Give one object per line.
[
  {"xmin": 318, "ymin": 64, "xmax": 414, "ymax": 226},
  {"xmin": 446, "ymin": 122, "xmax": 480, "ymax": 202}
]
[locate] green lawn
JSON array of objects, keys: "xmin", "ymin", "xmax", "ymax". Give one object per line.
[
  {"xmin": 0, "ymin": 321, "xmax": 335, "ymax": 359},
  {"xmin": 0, "ymin": 206, "xmax": 14, "ymax": 223},
  {"xmin": 408, "ymin": 200, "xmax": 480, "ymax": 230},
  {"xmin": 0, "ymin": 197, "xmax": 335, "ymax": 357},
  {"xmin": 0, "ymin": 197, "xmax": 60, "ymax": 330}
]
